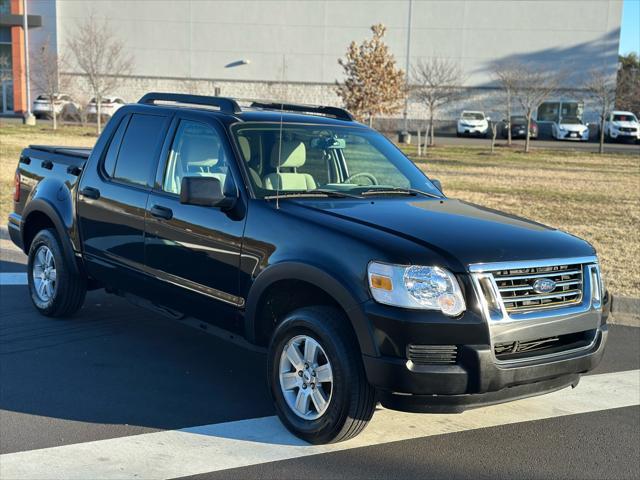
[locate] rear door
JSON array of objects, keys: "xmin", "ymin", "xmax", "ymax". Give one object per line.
[
  {"xmin": 144, "ymin": 112, "xmax": 247, "ymax": 329},
  {"xmin": 77, "ymin": 111, "xmax": 171, "ymax": 293}
]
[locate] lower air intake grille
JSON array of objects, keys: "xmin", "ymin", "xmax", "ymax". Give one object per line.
[
  {"xmin": 407, "ymin": 345, "xmax": 458, "ymax": 365},
  {"xmin": 494, "ymin": 330, "xmax": 596, "ymax": 361}
]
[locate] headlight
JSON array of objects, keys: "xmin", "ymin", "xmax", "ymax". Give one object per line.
[{"xmin": 367, "ymin": 262, "xmax": 466, "ymax": 316}]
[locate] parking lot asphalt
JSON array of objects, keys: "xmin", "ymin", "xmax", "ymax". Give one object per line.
[{"xmin": 1, "ymin": 240, "xmax": 639, "ymax": 479}]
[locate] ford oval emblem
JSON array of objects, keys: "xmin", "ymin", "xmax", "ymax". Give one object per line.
[{"xmin": 532, "ymin": 278, "xmax": 556, "ymax": 294}]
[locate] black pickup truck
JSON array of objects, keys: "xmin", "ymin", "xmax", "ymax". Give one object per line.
[{"xmin": 9, "ymin": 93, "xmax": 609, "ymax": 444}]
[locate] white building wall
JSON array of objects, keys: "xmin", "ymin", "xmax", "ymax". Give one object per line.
[{"xmin": 27, "ymin": 0, "xmax": 623, "ymax": 123}]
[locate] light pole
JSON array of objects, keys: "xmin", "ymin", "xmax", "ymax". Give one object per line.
[
  {"xmin": 401, "ymin": 0, "xmax": 413, "ymax": 143},
  {"xmin": 22, "ymin": 0, "xmax": 35, "ymax": 125}
]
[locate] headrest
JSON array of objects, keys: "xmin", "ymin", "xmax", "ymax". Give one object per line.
[
  {"xmin": 182, "ymin": 135, "xmax": 219, "ymax": 164},
  {"xmin": 237, "ymin": 136, "xmax": 251, "ymax": 161},
  {"xmin": 270, "ymin": 141, "xmax": 306, "ymax": 168}
]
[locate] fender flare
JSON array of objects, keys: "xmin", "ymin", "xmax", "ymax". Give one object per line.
[
  {"xmin": 21, "ymin": 198, "xmax": 81, "ymax": 276},
  {"xmin": 244, "ymin": 262, "xmax": 376, "ymax": 356}
]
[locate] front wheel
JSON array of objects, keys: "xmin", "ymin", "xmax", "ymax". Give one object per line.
[
  {"xmin": 268, "ymin": 306, "xmax": 376, "ymax": 444},
  {"xmin": 27, "ymin": 229, "xmax": 86, "ymax": 317}
]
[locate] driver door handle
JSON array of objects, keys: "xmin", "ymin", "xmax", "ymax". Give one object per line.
[
  {"xmin": 149, "ymin": 205, "xmax": 173, "ymax": 220},
  {"xmin": 80, "ymin": 186, "xmax": 100, "ymax": 199}
]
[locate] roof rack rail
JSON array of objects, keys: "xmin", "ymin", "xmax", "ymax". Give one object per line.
[
  {"xmin": 249, "ymin": 101, "xmax": 354, "ymax": 121},
  {"xmin": 138, "ymin": 92, "xmax": 241, "ymax": 114}
]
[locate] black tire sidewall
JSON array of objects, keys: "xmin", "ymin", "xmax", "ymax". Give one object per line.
[
  {"xmin": 268, "ymin": 310, "xmax": 361, "ymax": 443},
  {"xmin": 27, "ymin": 229, "xmax": 69, "ymax": 315}
]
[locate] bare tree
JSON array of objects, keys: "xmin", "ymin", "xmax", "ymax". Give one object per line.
[
  {"xmin": 583, "ymin": 69, "xmax": 617, "ymax": 154},
  {"xmin": 66, "ymin": 14, "xmax": 133, "ymax": 134},
  {"xmin": 411, "ymin": 58, "xmax": 465, "ymax": 147},
  {"xmin": 336, "ymin": 24, "xmax": 405, "ymax": 126},
  {"xmin": 491, "ymin": 62, "xmax": 520, "ymax": 146},
  {"xmin": 31, "ymin": 40, "xmax": 69, "ymax": 130},
  {"xmin": 512, "ymin": 64, "xmax": 565, "ymax": 153}
]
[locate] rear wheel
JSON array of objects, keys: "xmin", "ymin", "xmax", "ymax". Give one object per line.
[
  {"xmin": 27, "ymin": 229, "xmax": 86, "ymax": 317},
  {"xmin": 268, "ymin": 306, "xmax": 376, "ymax": 444}
]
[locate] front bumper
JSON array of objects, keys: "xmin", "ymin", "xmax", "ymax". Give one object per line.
[
  {"xmin": 458, "ymin": 128, "xmax": 488, "ymax": 136},
  {"xmin": 7, "ymin": 213, "xmax": 23, "ymax": 251},
  {"xmin": 609, "ymin": 130, "xmax": 639, "ymax": 140},
  {"xmin": 365, "ymin": 325, "xmax": 606, "ymax": 413},
  {"xmin": 360, "ymin": 284, "xmax": 609, "ymax": 413},
  {"xmin": 559, "ymin": 130, "xmax": 589, "ymax": 141}
]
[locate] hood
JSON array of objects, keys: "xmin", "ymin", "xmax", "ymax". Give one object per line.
[
  {"xmin": 290, "ymin": 198, "xmax": 594, "ymax": 270},
  {"xmin": 460, "ymin": 119, "xmax": 486, "ymax": 126},
  {"xmin": 558, "ymin": 123, "xmax": 587, "ymax": 132},
  {"xmin": 611, "ymin": 121, "xmax": 638, "ymax": 128}
]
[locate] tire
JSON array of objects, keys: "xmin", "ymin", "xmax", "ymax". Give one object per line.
[
  {"xmin": 268, "ymin": 306, "xmax": 376, "ymax": 444},
  {"xmin": 27, "ymin": 229, "xmax": 86, "ymax": 317}
]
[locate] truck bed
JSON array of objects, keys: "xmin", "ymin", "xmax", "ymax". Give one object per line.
[{"xmin": 12, "ymin": 145, "xmax": 94, "ymax": 228}]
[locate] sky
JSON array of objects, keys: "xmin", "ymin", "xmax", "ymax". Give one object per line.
[{"xmin": 620, "ymin": 0, "xmax": 640, "ymax": 55}]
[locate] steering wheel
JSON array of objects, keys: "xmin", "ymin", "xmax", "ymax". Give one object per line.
[{"xmin": 344, "ymin": 172, "xmax": 379, "ymax": 186}]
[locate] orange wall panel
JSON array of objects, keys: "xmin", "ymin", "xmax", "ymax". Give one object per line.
[{"xmin": 10, "ymin": 0, "xmax": 27, "ymax": 114}]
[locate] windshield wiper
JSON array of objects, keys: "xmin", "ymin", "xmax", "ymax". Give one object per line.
[
  {"xmin": 360, "ymin": 187, "xmax": 441, "ymax": 199},
  {"xmin": 264, "ymin": 189, "xmax": 360, "ymax": 200}
]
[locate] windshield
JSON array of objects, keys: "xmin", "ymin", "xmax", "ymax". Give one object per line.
[
  {"xmin": 462, "ymin": 112, "xmax": 484, "ymax": 120},
  {"xmin": 613, "ymin": 114, "xmax": 637, "ymax": 122},
  {"xmin": 510, "ymin": 116, "xmax": 526, "ymax": 123},
  {"xmin": 232, "ymin": 123, "xmax": 442, "ymax": 199},
  {"xmin": 561, "ymin": 117, "xmax": 582, "ymax": 125}
]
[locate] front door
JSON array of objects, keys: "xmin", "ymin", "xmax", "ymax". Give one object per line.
[{"xmin": 144, "ymin": 114, "xmax": 247, "ymax": 330}]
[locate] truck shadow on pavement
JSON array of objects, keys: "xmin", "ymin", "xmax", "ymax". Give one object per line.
[{"xmin": 0, "ymin": 272, "xmax": 275, "ymax": 432}]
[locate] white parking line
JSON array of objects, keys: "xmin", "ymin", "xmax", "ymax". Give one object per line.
[
  {"xmin": 1, "ymin": 369, "xmax": 638, "ymax": 480},
  {"xmin": 0, "ymin": 272, "xmax": 27, "ymax": 285}
]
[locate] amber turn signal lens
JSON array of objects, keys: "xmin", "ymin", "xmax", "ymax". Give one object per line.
[{"xmin": 370, "ymin": 274, "xmax": 393, "ymax": 291}]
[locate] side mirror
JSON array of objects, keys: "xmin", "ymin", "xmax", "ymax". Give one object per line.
[
  {"xmin": 180, "ymin": 176, "xmax": 236, "ymax": 210},
  {"xmin": 431, "ymin": 178, "xmax": 443, "ymax": 193},
  {"xmin": 486, "ymin": 116, "xmax": 491, "ymax": 121}
]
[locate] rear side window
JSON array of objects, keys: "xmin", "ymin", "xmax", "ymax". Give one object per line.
[
  {"xmin": 112, "ymin": 113, "xmax": 167, "ymax": 187},
  {"xmin": 103, "ymin": 115, "xmax": 130, "ymax": 177}
]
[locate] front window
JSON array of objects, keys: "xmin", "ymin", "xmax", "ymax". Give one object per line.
[
  {"xmin": 462, "ymin": 112, "xmax": 484, "ymax": 120},
  {"xmin": 163, "ymin": 120, "xmax": 228, "ymax": 195},
  {"xmin": 613, "ymin": 114, "xmax": 637, "ymax": 122},
  {"xmin": 561, "ymin": 117, "xmax": 582, "ymax": 125},
  {"xmin": 232, "ymin": 123, "xmax": 442, "ymax": 199}
]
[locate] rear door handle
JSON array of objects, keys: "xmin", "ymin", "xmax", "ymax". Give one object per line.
[
  {"xmin": 149, "ymin": 205, "xmax": 173, "ymax": 220},
  {"xmin": 80, "ymin": 186, "xmax": 100, "ymax": 199}
]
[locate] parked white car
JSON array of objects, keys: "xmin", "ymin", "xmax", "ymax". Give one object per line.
[
  {"xmin": 86, "ymin": 96, "xmax": 127, "ymax": 121},
  {"xmin": 551, "ymin": 117, "xmax": 589, "ymax": 141},
  {"xmin": 456, "ymin": 111, "xmax": 489, "ymax": 137},
  {"xmin": 32, "ymin": 94, "xmax": 80, "ymax": 119},
  {"xmin": 604, "ymin": 111, "xmax": 640, "ymax": 142}
]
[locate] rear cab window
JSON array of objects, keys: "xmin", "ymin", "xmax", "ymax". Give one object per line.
[{"xmin": 102, "ymin": 113, "xmax": 169, "ymax": 187}]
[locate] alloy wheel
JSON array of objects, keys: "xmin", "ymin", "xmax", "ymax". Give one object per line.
[{"xmin": 279, "ymin": 335, "xmax": 333, "ymax": 420}]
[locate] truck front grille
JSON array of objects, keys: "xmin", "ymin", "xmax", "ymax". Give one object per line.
[
  {"xmin": 492, "ymin": 263, "xmax": 584, "ymax": 313},
  {"xmin": 407, "ymin": 345, "xmax": 458, "ymax": 365}
]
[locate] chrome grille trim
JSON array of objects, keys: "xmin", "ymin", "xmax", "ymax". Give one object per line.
[
  {"xmin": 469, "ymin": 256, "xmax": 597, "ymax": 315},
  {"xmin": 468, "ymin": 256, "xmax": 603, "ymax": 364},
  {"xmin": 495, "ymin": 264, "xmax": 583, "ymax": 313}
]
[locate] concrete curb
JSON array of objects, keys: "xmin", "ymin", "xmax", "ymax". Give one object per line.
[{"xmin": 610, "ymin": 295, "xmax": 640, "ymax": 328}]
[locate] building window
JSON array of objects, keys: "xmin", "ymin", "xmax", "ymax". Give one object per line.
[{"xmin": 0, "ymin": 0, "xmax": 10, "ymax": 16}]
